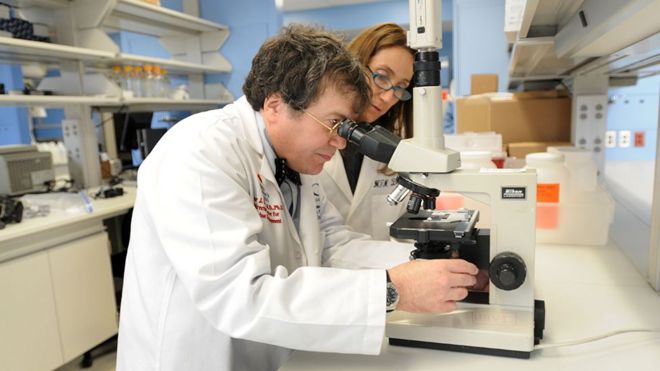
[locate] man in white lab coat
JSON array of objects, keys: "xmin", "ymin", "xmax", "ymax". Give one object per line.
[{"xmin": 116, "ymin": 24, "xmax": 478, "ymax": 371}]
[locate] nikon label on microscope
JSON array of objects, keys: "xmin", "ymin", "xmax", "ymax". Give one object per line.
[{"xmin": 501, "ymin": 187, "xmax": 526, "ymax": 200}]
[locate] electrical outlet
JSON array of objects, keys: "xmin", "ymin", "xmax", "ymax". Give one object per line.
[
  {"xmin": 634, "ymin": 131, "xmax": 645, "ymax": 147},
  {"xmin": 619, "ymin": 130, "xmax": 631, "ymax": 148},
  {"xmin": 605, "ymin": 130, "xmax": 617, "ymax": 148}
]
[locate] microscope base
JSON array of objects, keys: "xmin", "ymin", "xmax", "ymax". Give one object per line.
[
  {"xmin": 386, "ymin": 303, "xmax": 539, "ymax": 359},
  {"xmin": 388, "ymin": 338, "xmax": 531, "ymax": 359}
]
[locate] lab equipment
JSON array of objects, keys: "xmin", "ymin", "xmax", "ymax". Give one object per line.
[
  {"xmin": 0, "ymin": 145, "xmax": 54, "ymax": 195},
  {"xmin": 0, "ymin": 195, "xmax": 23, "ymax": 229},
  {"xmin": 336, "ymin": 0, "xmax": 544, "ymax": 359}
]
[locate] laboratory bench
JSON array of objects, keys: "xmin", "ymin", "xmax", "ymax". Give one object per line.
[
  {"xmin": 0, "ymin": 187, "xmax": 135, "ymax": 371},
  {"xmin": 281, "ymin": 241, "xmax": 660, "ymax": 371}
]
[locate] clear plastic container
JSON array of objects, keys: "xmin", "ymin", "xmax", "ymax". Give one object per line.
[
  {"xmin": 491, "ymin": 151, "xmax": 507, "ymax": 168},
  {"xmin": 547, "ymin": 146, "xmax": 598, "ymax": 193},
  {"xmin": 459, "ymin": 151, "xmax": 497, "ymax": 170},
  {"xmin": 536, "ymin": 186, "xmax": 614, "ymax": 246},
  {"xmin": 445, "ymin": 132, "xmax": 502, "ymax": 154},
  {"xmin": 445, "ymin": 132, "xmax": 504, "ymax": 168}
]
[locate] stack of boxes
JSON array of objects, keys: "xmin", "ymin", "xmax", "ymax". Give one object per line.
[{"xmin": 456, "ymin": 74, "xmax": 572, "ymax": 160}]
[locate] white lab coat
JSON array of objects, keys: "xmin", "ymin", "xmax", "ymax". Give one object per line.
[
  {"xmin": 320, "ymin": 151, "xmax": 409, "ymax": 241},
  {"xmin": 116, "ymin": 96, "xmax": 411, "ymax": 371}
]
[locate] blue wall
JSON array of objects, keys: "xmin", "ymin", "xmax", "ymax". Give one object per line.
[
  {"xmin": 0, "ymin": 65, "xmax": 29, "ymax": 145},
  {"xmin": 283, "ymin": 0, "xmax": 452, "ymax": 29},
  {"xmin": 453, "ymin": 0, "xmax": 509, "ymax": 96},
  {"xmin": 282, "ymin": 0, "xmax": 453, "ymax": 88},
  {"xmin": 284, "ymin": 0, "xmax": 408, "ymax": 28},
  {"xmin": 200, "ymin": 0, "xmax": 282, "ymax": 99}
]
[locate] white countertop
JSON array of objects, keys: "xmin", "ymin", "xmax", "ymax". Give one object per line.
[
  {"xmin": 281, "ymin": 242, "xmax": 660, "ymax": 371},
  {"xmin": 0, "ymin": 187, "xmax": 136, "ymax": 262}
]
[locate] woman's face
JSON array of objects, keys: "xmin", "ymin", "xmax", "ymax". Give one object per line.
[{"xmin": 360, "ymin": 46, "xmax": 414, "ymax": 124}]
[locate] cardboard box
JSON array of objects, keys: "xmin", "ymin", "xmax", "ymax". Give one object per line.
[
  {"xmin": 456, "ymin": 92, "xmax": 571, "ymax": 145},
  {"xmin": 507, "ymin": 141, "xmax": 573, "ymax": 159},
  {"xmin": 470, "ymin": 74, "xmax": 499, "ymax": 95}
]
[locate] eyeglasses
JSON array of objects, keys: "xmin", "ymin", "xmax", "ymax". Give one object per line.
[
  {"xmin": 302, "ymin": 110, "xmax": 342, "ymax": 137},
  {"xmin": 370, "ymin": 69, "xmax": 412, "ymax": 102}
]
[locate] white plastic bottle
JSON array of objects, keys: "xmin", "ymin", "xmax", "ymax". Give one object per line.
[
  {"xmin": 525, "ymin": 152, "xmax": 570, "ymax": 204},
  {"xmin": 526, "ymin": 152, "xmax": 570, "ymax": 231}
]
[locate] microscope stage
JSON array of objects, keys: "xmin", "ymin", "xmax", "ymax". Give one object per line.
[{"xmin": 390, "ymin": 209, "xmax": 479, "ymax": 243}]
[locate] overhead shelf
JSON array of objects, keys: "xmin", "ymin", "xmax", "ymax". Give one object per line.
[
  {"xmin": 0, "ymin": 37, "xmax": 229, "ymax": 75},
  {"xmin": 118, "ymin": 53, "xmax": 230, "ymax": 74},
  {"xmin": 0, "ymin": 37, "xmax": 115, "ymax": 65},
  {"xmin": 554, "ymin": 0, "xmax": 660, "ymax": 59},
  {"xmin": 570, "ymin": 32, "xmax": 660, "ymax": 79},
  {"xmin": 104, "ymin": 97, "xmax": 231, "ymax": 112},
  {"xmin": 107, "ymin": 0, "xmax": 228, "ymax": 36},
  {"xmin": 508, "ymin": 36, "xmax": 588, "ymax": 86},
  {"xmin": 0, "ymin": 95, "xmax": 119, "ymax": 107},
  {"xmin": 508, "ymin": 0, "xmax": 660, "ymax": 85},
  {"xmin": 518, "ymin": 0, "xmax": 584, "ymax": 39},
  {"xmin": 0, "ymin": 95, "xmax": 230, "ymax": 111},
  {"xmin": 1, "ymin": 0, "xmax": 69, "ymax": 8}
]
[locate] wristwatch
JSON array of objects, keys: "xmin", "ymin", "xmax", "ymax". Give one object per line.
[{"xmin": 385, "ymin": 270, "xmax": 399, "ymax": 312}]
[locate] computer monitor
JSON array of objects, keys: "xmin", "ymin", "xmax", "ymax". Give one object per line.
[
  {"xmin": 113, "ymin": 112, "xmax": 153, "ymax": 168},
  {"xmin": 137, "ymin": 128, "xmax": 167, "ymax": 159}
]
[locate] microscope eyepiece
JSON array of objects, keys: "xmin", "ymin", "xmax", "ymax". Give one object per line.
[
  {"xmin": 336, "ymin": 119, "xmax": 359, "ymax": 139},
  {"xmin": 336, "ymin": 119, "xmax": 401, "ymax": 164}
]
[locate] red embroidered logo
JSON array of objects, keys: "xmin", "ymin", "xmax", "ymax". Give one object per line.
[{"xmin": 253, "ymin": 197, "xmax": 283, "ymax": 223}]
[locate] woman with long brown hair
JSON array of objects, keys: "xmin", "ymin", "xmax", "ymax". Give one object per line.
[{"xmin": 319, "ymin": 23, "xmax": 415, "ymax": 240}]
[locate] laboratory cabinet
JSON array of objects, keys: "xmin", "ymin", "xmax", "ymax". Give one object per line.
[{"xmin": 0, "ymin": 231, "xmax": 117, "ymax": 370}]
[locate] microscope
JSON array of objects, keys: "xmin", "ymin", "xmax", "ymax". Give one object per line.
[{"xmin": 337, "ymin": 0, "xmax": 544, "ymax": 359}]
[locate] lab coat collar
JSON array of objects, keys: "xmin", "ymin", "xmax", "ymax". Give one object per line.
[
  {"xmin": 235, "ymin": 96, "xmax": 306, "ymax": 252},
  {"xmin": 348, "ymin": 156, "xmax": 381, "ymax": 219},
  {"xmin": 324, "ymin": 151, "xmax": 353, "ymax": 202},
  {"xmin": 234, "ymin": 96, "xmax": 265, "ymax": 159},
  {"xmin": 254, "ymin": 109, "xmax": 278, "ymax": 176}
]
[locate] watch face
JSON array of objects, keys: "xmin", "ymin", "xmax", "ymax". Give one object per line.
[{"xmin": 386, "ymin": 283, "xmax": 399, "ymax": 306}]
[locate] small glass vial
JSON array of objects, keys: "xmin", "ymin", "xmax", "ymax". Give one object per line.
[
  {"xmin": 132, "ymin": 65, "xmax": 144, "ymax": 98},
  {"xmin": 122, "ymin": 65, "xmax": 134, "ymax": 97}
]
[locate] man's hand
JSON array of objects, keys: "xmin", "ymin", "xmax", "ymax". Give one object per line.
[{"xmin": 388, "ymin": 259, "xmax": 478, "ymax": 313}]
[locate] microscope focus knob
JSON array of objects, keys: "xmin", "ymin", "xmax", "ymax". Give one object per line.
[{"xmin": 489, "ymin": 252, "xmax": 526, "ymax": 291}]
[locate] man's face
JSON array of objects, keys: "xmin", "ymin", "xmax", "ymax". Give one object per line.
[{"xmin": 263, "ymin": 85, "xmax": 357, "ymax": 175}]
